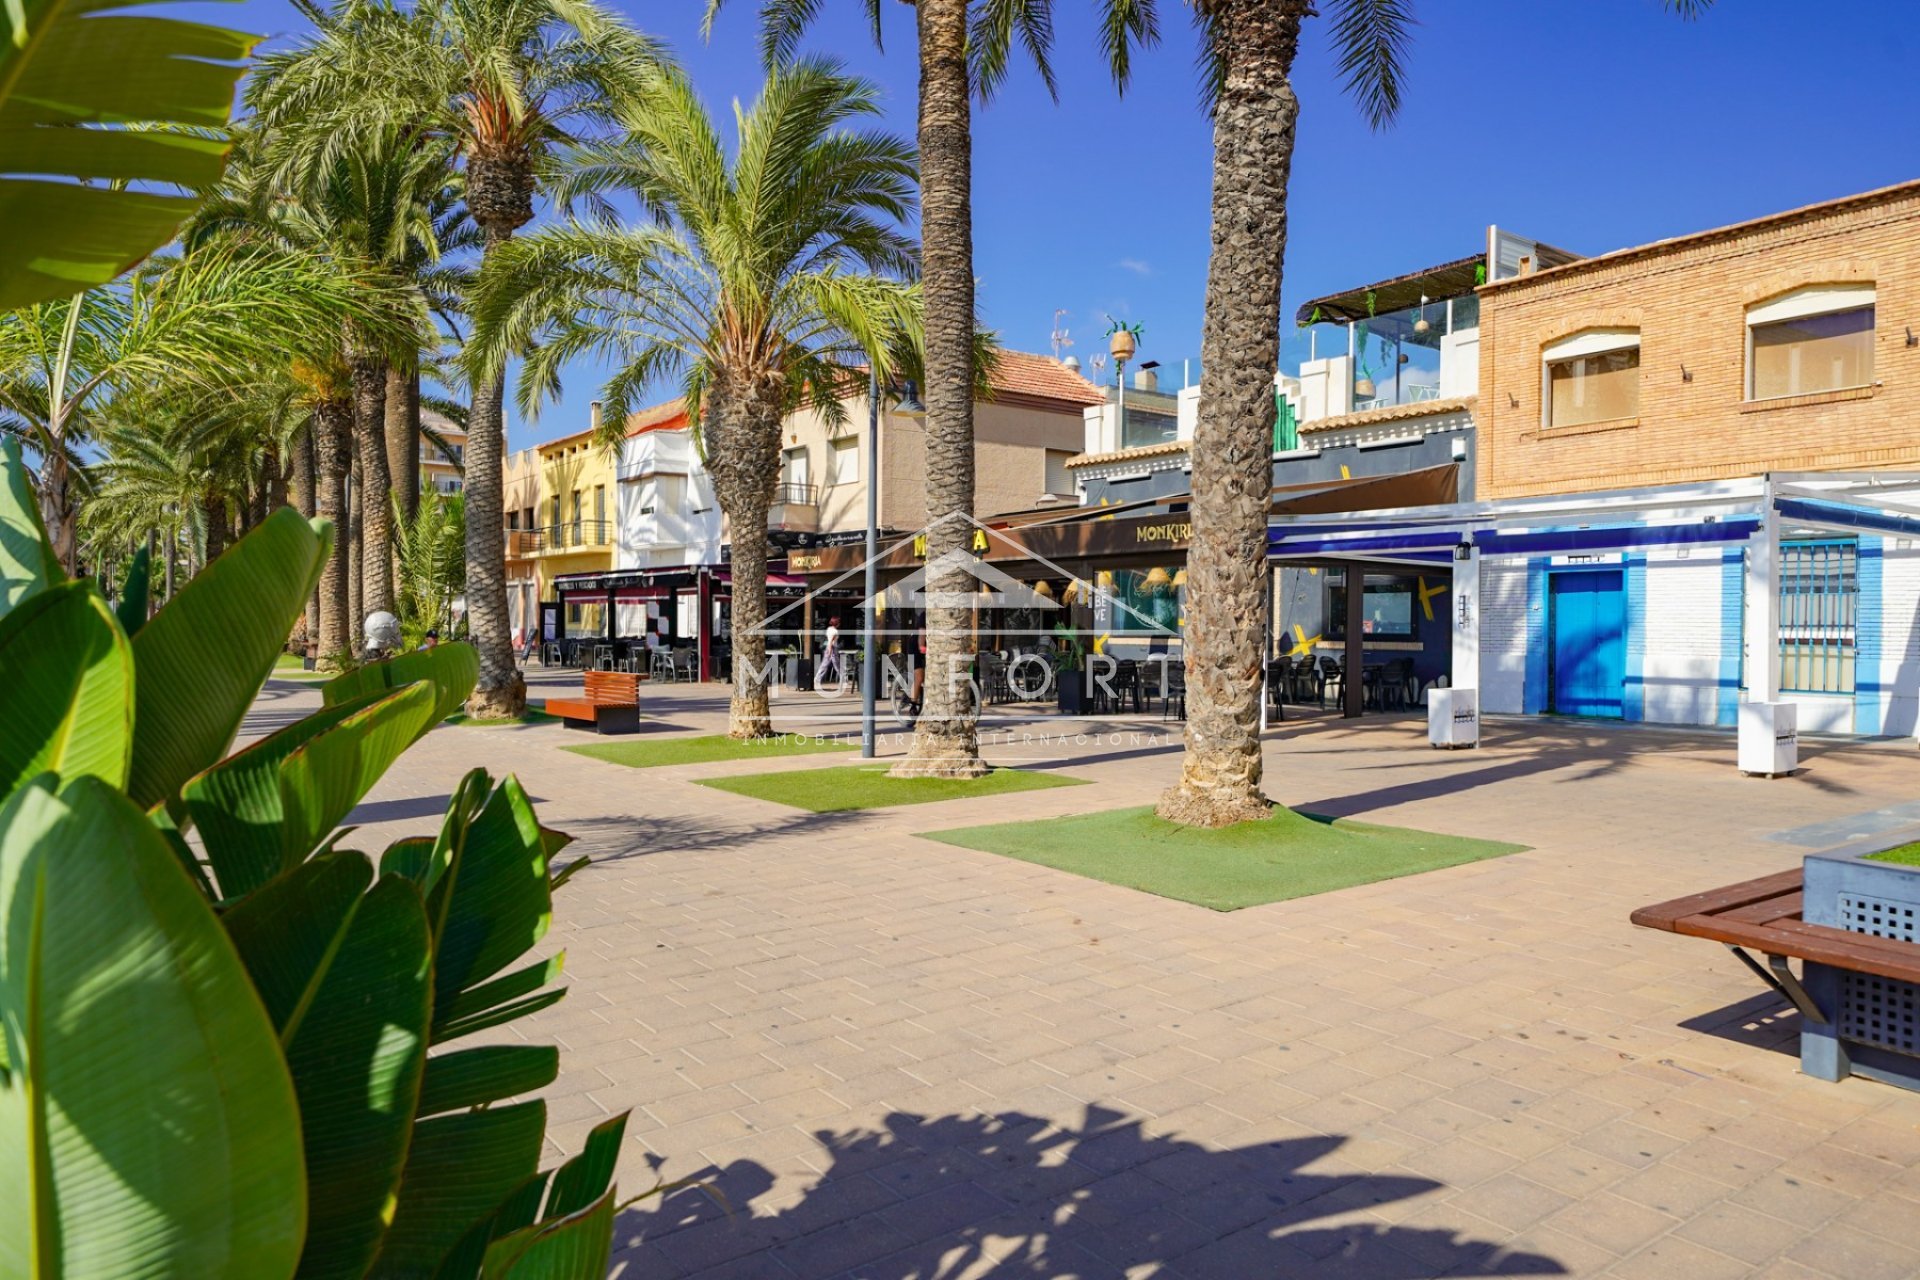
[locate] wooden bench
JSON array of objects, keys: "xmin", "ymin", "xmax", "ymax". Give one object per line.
[
  {"xmin": 544, "ymin": 670, "xmax": 643, "ymax": 734},
  {"xmin": 1633, "ymin": 868, "xmax": 1920, "ymax": 1087}
]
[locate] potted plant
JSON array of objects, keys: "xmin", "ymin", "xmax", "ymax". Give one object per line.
[
  {"xmin": 1353, "ymin": 291, "xmax": 1379, "ymax": 399},
  {"xmin": 1105, "ymin": 316, "xmax": 1143, "ymax": 365},
  {"xmin": 1051, "ymin": 625, "xmax": 1085, "ymax": 715}
]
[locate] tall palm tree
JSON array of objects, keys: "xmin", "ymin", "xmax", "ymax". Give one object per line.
[
  {"xmin": 255, "ymin": 0, "xmax": 665, "ymax": 716},
  {"xmin": 471, "ymin": 58, "xmax": 919, "ymax": 738},
  {"xmin": 712, "ymin": 0, "xmax": 1158, "ymax": 777},
  {"xmin": 1159, "ymin": 0, "xmax": 1712, "ymax": 826}
]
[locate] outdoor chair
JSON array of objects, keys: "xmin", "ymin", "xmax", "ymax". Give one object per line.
[
  {"xmin": 1318, "ymin": 656, "xmax": 1344, "ymax": 709},
  {"xmin": 1162, "ymin": 664, "xmax": 1186, "ymax": 721},
  {"xmin": 673, "ymin": 649, "xmax": 699, "ymax": 681}
]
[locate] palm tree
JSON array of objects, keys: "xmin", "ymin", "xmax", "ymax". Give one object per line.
[
  {"xmin": 1158, "ymin": 0, "xmax": 1715, "ymax": 825},
  {"xmin": 0, "ymin": 243, "xmax": 396, "ymax": 575},
  {"xmin": 711, "ymin": 0, "xmax": 1158, "ymax": 777},
  {"xmin": 471, "ymin": 58, "xmax": 919, "ymax": 738},
  {"xmin": 254, "ymin": 0, "xmax": 666, "ymax": 717}
]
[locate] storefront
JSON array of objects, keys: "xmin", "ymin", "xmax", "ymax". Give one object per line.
[
  {"xmin": 547, "ymin": 565, "xmax": 828, "ymax": 681},
  {"xmin": 795, "ymin": 465, "xmax": 1460, "ymax": 690},
  {"xmin": 1267, "ymin": 472, "xmax": 1920, "ymax": 740}
]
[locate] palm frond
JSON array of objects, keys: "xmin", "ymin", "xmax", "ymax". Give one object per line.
[{"xmin": 1325, "ymin": 0, "xmax": 1416, "ymax": 131}]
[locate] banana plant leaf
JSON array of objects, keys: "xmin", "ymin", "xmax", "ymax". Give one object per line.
[
  {"xmin": 0, "ymin": 0, "xmax": 255, "ymax": 307},
  {"xmin": 323, "ymin": 641, "xmax": 479, "ymax": 728},
  {"xmin": 281, "ymin": 875, "xmax": 432, "ymax": 1280},
  {"xmin": 128, "ymin": 508, "xmax": 331, "ymax": 813},
  {"xmin": 482, "ymin": 1190, "xmax": 616, "ymax": 1280},
  {"xmin": 0, "ymin": 438, "xmax": 60, "ymax": 615},
  {"xmin": 0, "ymin": 775, "xmax": 305, "ymax": 1278},
  {"xmin": 115, "ymin": 542, "xmax": 151, "ymax": 636},
  {"xmin": 367, "ymin": 1101, "xmax": 549, "ymax": 1276},
  {"xmin": 428, "ymin": 774, "xmax": 556, "ymax": 1030},
  {"xmin": 183, "ymin": 683, "xmax": 429, "ymax": 900},
  {"xmin": 0, "ymin": 579, "xmax": 133, "ymax": 794}
]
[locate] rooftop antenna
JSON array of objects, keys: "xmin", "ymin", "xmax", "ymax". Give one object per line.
[{"xmin": 1050, "ymin": 309, "xmax": 1074, "ymax": 362}]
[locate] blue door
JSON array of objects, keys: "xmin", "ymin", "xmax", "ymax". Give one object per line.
[{"xmin": 1550, "ymin": 570, "xmax": 1625, "ymax": 718}]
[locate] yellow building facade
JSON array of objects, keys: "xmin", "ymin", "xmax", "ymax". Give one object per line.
[{"xmin": 501, "ymin": 416, "xmax": 619, "ymax": 644}]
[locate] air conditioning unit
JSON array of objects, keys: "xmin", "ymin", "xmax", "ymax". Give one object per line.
[
  {"xmin": 1739, "ymin": 701, "xmax": 1798, "ymax": 778},
  {"xmin": 1428, "ymin": 686, "xmax": 1478, "ymax": 749}
]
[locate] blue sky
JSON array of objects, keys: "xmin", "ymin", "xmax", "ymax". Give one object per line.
[{"xmin": 205, "ymin": 0, "xmax": 1918, "ymax": 450}]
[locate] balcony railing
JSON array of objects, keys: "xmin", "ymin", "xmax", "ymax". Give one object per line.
[
  {"xmin": 772, "ymin": 482, "xmax": 817, "ymax": 507},
  {"xmin": 505, "ymin": 520, "xmax": 613, "ymax": 555}
]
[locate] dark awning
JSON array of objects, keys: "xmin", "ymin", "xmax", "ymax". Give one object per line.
[{"xmin": 1295, "ymin": 254, "xmax": 1486, "ymax": 326}]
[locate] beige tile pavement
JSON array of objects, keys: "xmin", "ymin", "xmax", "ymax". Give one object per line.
[{"xmin": 246, "ymin": 669, "xmax": 1920, "ymax": 1279}]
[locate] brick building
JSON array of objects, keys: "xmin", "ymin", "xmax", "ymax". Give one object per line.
[
  {"xmin": 1478, "ymin": 179, "xmax": 1920, "ymax": 498},
  {"xmin": 1267, "ymin": 179, "xmax": 1920, "ymax": 740}
]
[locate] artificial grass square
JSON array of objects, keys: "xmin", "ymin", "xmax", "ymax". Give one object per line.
[
  {"xmin": 567, "ymin": 733, "xmax": 856, "ymax": 770},
  {"xmin": 922, "ymin": 805, "xmax": 1528, "ymax": 911},
  {"xmin": 1866, "ymin": 841, "xmax": 1920, "ymax": 867},
  {"xmin": 697, "ymin": 764, "xmax": 1085, "ymax": 812}
]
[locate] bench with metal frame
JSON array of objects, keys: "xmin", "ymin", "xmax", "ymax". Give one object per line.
[
  {"xmin": 544, "ymin": 670, "xmax": 644, "ymax": 734},
  {"xmin": 1632, "ymin": 869, "xmax": 1920, "ymax": 1090}
]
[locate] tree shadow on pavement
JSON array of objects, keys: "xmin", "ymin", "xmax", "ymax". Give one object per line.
[
  {"xmin": 557, "ymin": 808, "xmax": 873, "ymax": 865},
  {"xmin": 613, "ymin": 1104, "xmax": 1565, "ymax": 1279}
]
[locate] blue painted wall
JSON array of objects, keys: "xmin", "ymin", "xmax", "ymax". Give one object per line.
[
  {"xmin": 1718, "ymin": 549, "xmax": 1744, "ymax": 726},
  {"xmin": 1856, "ymin": 537, "xmax": 1884, "ymax": 735}
]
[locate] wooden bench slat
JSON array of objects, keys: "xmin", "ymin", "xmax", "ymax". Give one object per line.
[
  {"xmin": 1628, "ymin": 869, "xmax": 1805, "ymax": 932},
  {"xmin": 1715, "ymin": 892, "xmax": 1804, "ymax": 928}
]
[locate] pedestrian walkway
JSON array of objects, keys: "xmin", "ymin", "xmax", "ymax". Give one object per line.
[{"xmin": 266, "ymin": 671, "xmax": 1920, "ymax": 1279}]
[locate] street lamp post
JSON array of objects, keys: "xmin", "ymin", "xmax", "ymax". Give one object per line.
[{"xmin": 862, "ymin": 369, "xmax": 879, "ymax": 758}]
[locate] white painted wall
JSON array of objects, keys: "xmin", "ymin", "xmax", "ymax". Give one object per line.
[
  {"xmin": 1479, "ymin": 558, "xmax": 1531, "ymax": 714},
  {"xmin": 615, "ymin": 428, "xmax": 721, "ymax": 569},
  {"xmin": 1440, "ymin": 327, "xmax": 1479, "ymax": 399},
  {"xmin": 1877, "ymin": 539, "xmax": 1920, "ymax": 736},
  {"xmin": 1640, "ymin": 550, "xmax": 1724, "ymax": 725},
  {"xmin": 1296, "ymin": 355, "xmax": 1353, "ymax": 423}
]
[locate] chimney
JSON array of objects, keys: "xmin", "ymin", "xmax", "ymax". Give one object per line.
[{"xmin": 589, "ymin": 400, "xmax": 603, "ymax": 434}]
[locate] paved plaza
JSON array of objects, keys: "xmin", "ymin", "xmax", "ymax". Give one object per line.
[{"xmin": 257, "ymin": 670, "xmax": 1920, "ymax": 1279}]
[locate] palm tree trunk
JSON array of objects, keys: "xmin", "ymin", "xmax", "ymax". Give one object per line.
[
  {"xmin": 204, "ymin": 494, "xmax": 230, "ymax": 563},
  {"xmin": 1156, "ymin": 0, "xmax": 1305, "ymax": 828},
  {"xmin": 353, "ymin": 356, "xmax": 396, "ymax": 617},
  {"xmin": 313, "ymin": 402, "xmax": 351, "ymax": 668},
  {"xmin": 347, "ymin": 447, "xmax": 363, "ymax": 651},
  {"xmin": 463, "ymin": 223, "xmax": 528, "ymax": 717},
  {"xmin": 387, "ymin": 364, "xmax": 419, "ymax": 526},
  {"xmin": 893, "ymin": 0, "xmax": 987, "ymax": 780},
  {"xmin": 704, "ymin": 386, "xmax": 781, "ymax": 739},
  {"xmin": 292, "ymin": 422, "xmax": 318, "ymax": 651}
]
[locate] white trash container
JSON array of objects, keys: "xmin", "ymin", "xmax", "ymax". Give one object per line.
[
  {"xmin": 1738, "ymin": 700, "xmax": 1798, "ymax": 777},
  {"xmin": 1428, "ymin": 687, "xmax": 1479, "ymax": 749}
]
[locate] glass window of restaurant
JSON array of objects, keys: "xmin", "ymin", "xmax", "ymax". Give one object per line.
[{"xmin": 1326, "ymin": 570, "xmax": 1417, "ymax": 639}]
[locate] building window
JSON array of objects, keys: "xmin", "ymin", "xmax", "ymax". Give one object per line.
[
  {"xmin": 1543, "ymin": 329, "xmax": 1640, "ymax": 427},
  {"xmin": 1326, "ymin": 570, "xmax": 1418, "ymax": 639},
  {"xmin": 1748, "ymin": 286, "xmax": 1875, "ymax": 400},
  {"xmin": 1044, "ymin": 449, "xmax": 1074, "ymax": 495},
  {"xmin": 1779, "ymin": 539, "xmax": 1856, "ymax": 695},
  {"xmin": 781, "ymin": 446, "xmax": 809, "ymax": 500},
  {"xmin": 507, "ymin": 510, "xmax": 519, "ymax": 530},
  {"xmin": 829, "ymin": 438, "xmax": 858, "ymax": 486},
  {"xmin": 594, "ymin": 484, "xmax": 605, "ymax": 529}
]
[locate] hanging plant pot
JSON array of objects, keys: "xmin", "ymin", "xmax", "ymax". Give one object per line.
[
  {"xmin": 1109, "ymin": 330, "xmax": 1137, "ymax": 363},
  {"xmin": 1354, "ymin": 377, "xmax": 1376, "ymax": 398}
]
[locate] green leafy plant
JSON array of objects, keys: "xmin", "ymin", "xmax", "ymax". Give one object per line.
[
  {"xmin": 0, "ymin": 0, "xmax": 254, "ymax": 308},
  {"xmin": 0, "ymin": 439, "xmax": 641, "ymax": 1277},
  {"xmin": 1103, "ymin": 315, "xmax": 1145, "ymax": 340}
]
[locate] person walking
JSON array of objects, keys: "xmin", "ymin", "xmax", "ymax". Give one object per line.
[{"xmin": 819, "ymin": 615, "xmax": 843, "ymax": 687}]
